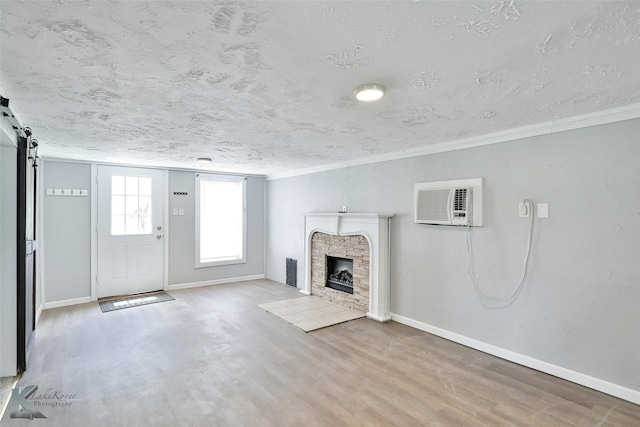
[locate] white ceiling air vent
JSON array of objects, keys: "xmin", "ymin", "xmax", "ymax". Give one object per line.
[{"xmin": 414, "ymin": 178, "xmax": 483, "ymax": 226}]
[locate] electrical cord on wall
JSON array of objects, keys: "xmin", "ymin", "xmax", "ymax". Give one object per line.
[{"xmin": 466, "ymin": 199, "xmax": 535, "ymax": 302}]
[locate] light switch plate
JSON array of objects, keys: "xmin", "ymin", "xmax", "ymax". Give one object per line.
[{"xmin": 537, "ymin": 203, "xmax": 549, "ymax": 218}]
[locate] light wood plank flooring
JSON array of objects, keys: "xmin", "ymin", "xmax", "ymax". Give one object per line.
[{"xmin": 3, "ymin": 279, "xmax": 638, "ymax": 426}]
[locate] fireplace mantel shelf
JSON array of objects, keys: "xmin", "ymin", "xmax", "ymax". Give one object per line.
[{"xmin": 304, "ymin": 212, "xmax": 394, "ymax": 322}]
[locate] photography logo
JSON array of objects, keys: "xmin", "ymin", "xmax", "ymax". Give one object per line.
[
  {"xmin": 8, "ymin": 384, "xmax": 81, "ymax": 420},
  {"xmin": 8, "ymin": 385, "xmax": 46, "ymax": 419}
]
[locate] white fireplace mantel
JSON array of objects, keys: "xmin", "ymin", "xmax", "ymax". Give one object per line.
[{"xmin": 303, "ymin": 212, "xmax": 394, "ymax": 322}]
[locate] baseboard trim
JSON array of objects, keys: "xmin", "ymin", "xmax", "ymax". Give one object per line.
[
  {"xmin": 43, "ymin": 296, "xmax": 92, "ymax": 310},
  {"xmin": 35, "ymin": 303, "xmax": 44, "ymax": 325},
  {"xmin": 167, "ymin": 274, "xmax": 266, "ymax": 291},
  {"xmin": 390, "ymin": 313, "xmax": 640, "ymax": 405}
]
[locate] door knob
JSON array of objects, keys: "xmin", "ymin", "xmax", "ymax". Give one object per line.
[{"xmin": 157, "ymin": 235, "xmax": 162, "ymax": 239}]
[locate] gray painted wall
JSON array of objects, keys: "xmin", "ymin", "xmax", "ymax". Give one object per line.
[
  {"xmin": 168, "ymin": 171, "xmax": 265, "ymax": 285},
  {"xmin": 265, "ymin": 118, "xmax": 640, "ymax": 391},
  {"xmin": 42, "ymin": 161, "xmax": 92, "ymax": 302},
  {"xmin": 0, "ymin": 145, "xmax": 18, "ymax": 376},
  {"xmin": 41, "ymin": 164, "xmax": 266, "ymax": 302}
]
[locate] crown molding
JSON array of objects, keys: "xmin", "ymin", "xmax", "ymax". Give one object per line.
[
  {"xmin": 40, "ymin": 157, "xmax": 266, "ymax": 178},
  {"xmin": 266, "ymin": 103, "xmax": 640, "ymax": 181}
]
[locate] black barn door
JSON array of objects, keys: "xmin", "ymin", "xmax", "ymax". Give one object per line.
[{"xmin": 17, "ymin": 134, "xmax": 37, "ymax": 373}]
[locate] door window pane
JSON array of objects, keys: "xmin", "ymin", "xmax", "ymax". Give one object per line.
[
  {"xmin": 125, "ymin": 214, "xmax": 138, "ymax": 235},
  {"xmin": 112, "ymin": 195, "xmax": 125, "ymax": 215},
  {"xmin": 125, "ymin": 195, "xmax": 139, "ymax": 214},
  {"xmin": 138, "ymin": 196, "xmax": 151, "ymax": 214},
  {"xmin": 111, "ymin": 175, "xmax": 153, "ymax": 236},
  {"xmin": 126, "ymin": 176, "xmax": 138, "ymax": 195}
]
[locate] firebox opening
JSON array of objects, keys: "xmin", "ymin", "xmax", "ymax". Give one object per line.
[{"xmin": 326, "ymin": 255, "xmax": 354, "ymax": 294}]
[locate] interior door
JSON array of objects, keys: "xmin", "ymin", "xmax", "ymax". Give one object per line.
[{"xmin": 97, "ymin": 165, "xmax": 164, "ymax": 298}]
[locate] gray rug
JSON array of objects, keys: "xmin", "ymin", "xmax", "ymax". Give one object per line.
[{"xmin": 99, "ymin": 291, "xmax": 174, "ymax": 313}]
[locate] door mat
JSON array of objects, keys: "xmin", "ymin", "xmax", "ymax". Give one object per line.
[
  {"xmin": 258, "ymin": 296, "xmax": 365, "ymax": 332},
  {"xmin": 99, "ymin": 291, "xmax": 174, "ymax": 313}
]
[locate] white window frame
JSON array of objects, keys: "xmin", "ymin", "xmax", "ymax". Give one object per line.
[{"xmin": 195, "ymin": 173, "xmax": 247, "ymax": 268}]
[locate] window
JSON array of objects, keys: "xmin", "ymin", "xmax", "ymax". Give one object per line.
[
  {"xmin": 111, "ymin": 175, "xmax": 152, "ymax": 236},
  {"xmin": 195, "ymin": 173, "xmax": 247, "ymax": 267}
]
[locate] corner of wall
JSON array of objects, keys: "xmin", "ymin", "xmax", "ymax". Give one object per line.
[{"xmin": 0, "ymin": 145, "xmax": 18, "ymax": 376}]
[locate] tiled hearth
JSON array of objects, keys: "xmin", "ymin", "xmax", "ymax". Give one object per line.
[
  {"xmin": 258, "ymin": 297, "xmax": 365, "ymax": 332},
  {"xmin": 303, "ymin": 213, "xmax": 394, "ymax": 322}
]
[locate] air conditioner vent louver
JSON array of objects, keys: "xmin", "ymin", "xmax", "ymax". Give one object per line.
[
  {"xmin": 453, "ymin": 188, "xmax": 467, "ymax": 211},
  {"xmin": 414, "ymin": 178, "xmax": 483, "ymax": 227},
  {"xmin": 416, "ymin": 189, "xmax": 450, "ymax": 223}
]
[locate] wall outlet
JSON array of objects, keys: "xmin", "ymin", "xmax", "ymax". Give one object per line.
[{"xmin": 518, "ymin": 202, "xmax": 530, "ymax": 217}]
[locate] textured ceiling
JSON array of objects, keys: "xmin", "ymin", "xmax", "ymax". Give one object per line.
[{"xmin": 1, "ymin": 1, "xmax": 639, "ymax": 176}]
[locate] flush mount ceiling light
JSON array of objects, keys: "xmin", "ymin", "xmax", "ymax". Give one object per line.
[
  {"xmin": 354, "ymin": 83, "xmax": 385, "ymax": 102},
  {"xmin": 197, "ymin": 157, "xmax": 212, "ymax": 163}
]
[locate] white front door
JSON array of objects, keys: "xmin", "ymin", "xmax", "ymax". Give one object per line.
[{"xmin": 97, "ymin": 165, "xmax": 164, "ymax": 298}]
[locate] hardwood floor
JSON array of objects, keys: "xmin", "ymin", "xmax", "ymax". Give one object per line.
[{"xmin": 3, "ymin": 279, "xmax": 638, "ymax": 426}]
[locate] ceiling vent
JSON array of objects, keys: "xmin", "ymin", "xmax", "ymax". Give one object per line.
[{"xmin": 414, "ymin": 178, "xmax": 483, "ymax": 226}]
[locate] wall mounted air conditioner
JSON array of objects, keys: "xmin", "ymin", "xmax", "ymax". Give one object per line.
[{"xmin": 414, "ymin": 178, "xmax": 483, "ymax": 226}]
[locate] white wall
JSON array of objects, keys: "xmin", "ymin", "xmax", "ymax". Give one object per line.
[
  {"xmin": 265, "ymin": 118, "xmax": 640, "ymax": 397},
  {"xmin": 0, "ymin": 145, "xmax": 18, "ymax": 376},
  {"xmin": 168, "ymin": 171, "xmax": 265, "ymax": 286}
]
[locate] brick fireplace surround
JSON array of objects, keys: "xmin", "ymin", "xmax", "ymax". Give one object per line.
[{"xmin": 303, "ymin": 213, "xmax": 394, "ymax": 322}]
